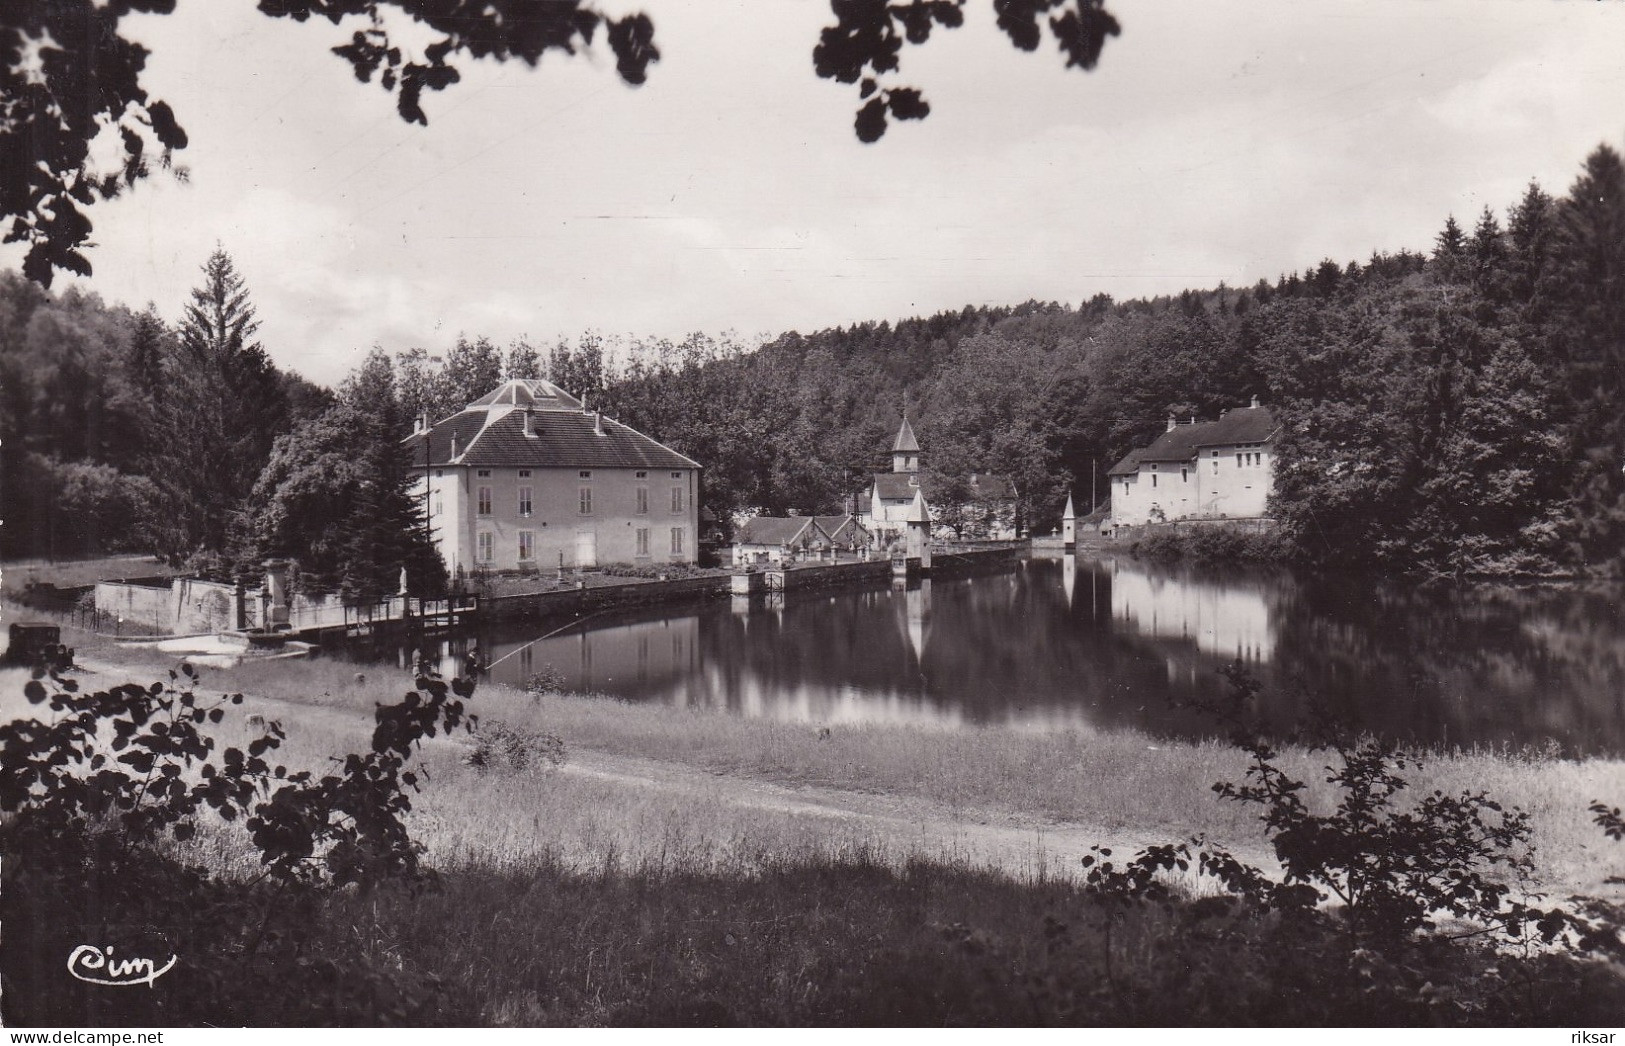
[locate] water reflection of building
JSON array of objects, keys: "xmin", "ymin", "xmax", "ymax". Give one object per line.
[
  {"xmin": 1109, "ymin": 561, "xmax": 1275, "ymax": 662},
  {"xmin": 482, "ymin": 616, "xmax": 701, "ymax": 693},
  {"xmin": 895, "ymin": 579, "xmax": 932, "ymax": 663}
]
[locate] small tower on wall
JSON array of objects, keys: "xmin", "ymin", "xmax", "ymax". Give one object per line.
[
  {"xmin": 905, "ymin": 488, "xmax": 933, "ymax": 574},
  {"xmin": 1062, "ymin": 492, "xmax": 1077, "ymax": 552},
  {"xmin": 892, "ymin": 416, "xmax": 920, "ymax": 474}
]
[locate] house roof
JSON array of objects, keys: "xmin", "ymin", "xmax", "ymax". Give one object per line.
[
  {"xmin": 872, "ymin": 472, "xmax": 925, "ymax": 501},
  {"xmin": 404, "ymin": 383, "xmax": 700, "ymax": 470},
  {"xmin": 969, "ymin": 473, "xmax": 1017, "ymax": 499},
  {"xmin": 468, "ymin": 378, "xmax": 583, "ymax": 410},
  {"xmin": 892, "ymin": 416, "xmax": 920, "ymax": 454},
  {"xmin": 1107, "ymin": 449, "xmax": 1143, "ymax": 477},
  {"xmin": 736, "ymin": 516, "xmax": 821, "ymax": 546},
  {"xmin": 1136, "ymin": 405, "xmax": 1277, "ymax": 463},
  {"xmin": 813, "ymin": 515, "xmax": 868, "ymax": 541},
  {"xmin": 1110, "ymin": 406, "xmax": 1278, "ymax": 472}
]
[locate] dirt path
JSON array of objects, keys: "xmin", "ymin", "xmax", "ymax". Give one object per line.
[{"xmin": 559, "ymin": 747, "xmax": 1263, "ymax": 881}]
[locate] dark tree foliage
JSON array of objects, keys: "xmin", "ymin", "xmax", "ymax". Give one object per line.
[
  {"xmin": 146, "ymin": 249, "xmax": 294, "ymax": 562},
  {"xmin": 239, "ymin": 349, "xmax": 447, "ymax": 601},
  {"xmin": 0, "ymin": 1, "xmax": 189, "ymax": 287},
  {"xmin": 4, "ymin": 0, "xmax": 1117, "ymax": 285}
]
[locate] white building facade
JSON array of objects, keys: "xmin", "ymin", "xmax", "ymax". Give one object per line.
[
  {"xmin": 1107, "ymin": 402, "xmax": 1278, "ymax": 528},
  {"xmin": 404, "ymin": 379, "xmax": 701, "ymax": 576}
]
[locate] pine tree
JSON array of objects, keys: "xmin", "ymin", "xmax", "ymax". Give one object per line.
[
  {"xmin": 1554, "ymin": 143, "xmax": 1625, "ymax": 568},
  {"xmin": 1507, "ymin": 181, "xmax": 1557, "ymax": 319},
  {"xmin": 1432, "ymin": 215, "xmax": 1467, "ymax": 281},
  {"xmin": 147, "ymin": 248, "xmax": 291, "ymax": 563}
]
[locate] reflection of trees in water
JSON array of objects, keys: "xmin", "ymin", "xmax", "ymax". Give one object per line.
[
  {"xmin": 363, "ymin": 564, "xmax": 1625, "ymax": 754},
  {"xmin": 1272, "ymin": 577, "xmax": 1625, "ymax": 756}
]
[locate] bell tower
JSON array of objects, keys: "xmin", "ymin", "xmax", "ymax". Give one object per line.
[{"xmin": 892, "ymin": 416, "xmax": 920, "ymax": 474}]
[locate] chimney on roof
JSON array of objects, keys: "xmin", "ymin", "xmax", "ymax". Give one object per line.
[
  {"xmin": 1167, "ymin": 414, "xmax": 1177, "ymax": 433},
  {"xmin": 450, "ymin": 433, "xmax": 458, "ymax": 460},
  {"xmin": 415, "ymin": 411, "xmax": 428, "ymax": 434},
  {"xmin": 594, "ymin": 411, "xmax": 604, "ymax": 436},
  {"xmin": 1250, "ymin": 394, "xmax": 1260, "ymax": 409},
  {"xmin": 523, "ymin": 407, "xmax": 536, "ymax": 438}
]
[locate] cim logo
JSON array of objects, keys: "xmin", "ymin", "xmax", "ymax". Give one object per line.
[{"xmin": 67, "ymin": 943, "xmax": 177, "ymax": 988}]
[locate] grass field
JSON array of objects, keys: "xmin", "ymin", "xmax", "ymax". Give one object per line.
[{"xmin": 5, "ymin": 609, "xmax": 1624, "ymax": 1025}]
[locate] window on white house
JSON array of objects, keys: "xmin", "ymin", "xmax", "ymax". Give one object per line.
[
  {"xmin": 671, "ymin": 471, "xmax": 682, "ymax": 479},
  {"xmin": 519, "ymin": 469, "xmax": 531, "ymax": 478},
  {"xmin": 636, "ymin": 487, "xmax": 648, "ymax": 514},
  {"xmin": 433, "ymin": 490, "xmax": 442, "ymax": 517},
  {"xmin": 670, "ymin": 527, "xmax": 684, "ymax": 554},
  {"xmin": 518, "ymin": 486, "xmax": 533, "ymax": 516},
  {"xmin": 636, "ymin": 470, "xmax": 648, "ymax": 479},
  {"xmin": 579, "ymin": 470, "xmax": 592, "ymax": 479},
  {"xmin": 579, "ymin": 487, "xmax": 593, "ymax": 514},
  {"xmin": 636, "ymin": 528, "xmax": 649, "ymax": 556},
  {"xmin": 518, "ymin": 531, "xmax": 534, "ymax": 560},
  {"xmin": 477, "ymin": 486, "xmax": 492, "ymax": 515},
  {"xmin": 477, "ymin": 532, "xmax": 494, "ymax": 562},
  {"xmin": 671, "ymin": 486, "xmax": 683, "ymax": 513},
  {"xmin": 1180, "ymin": 467, "xmax": 1188, "ymax": 482},
  {"xmin": 1152, "ymin": 474, "xmax": 1158, "ymax": 488},
  {"xmin": 478, "ymin": 469, "xmax": 491, "ymax": 477}
]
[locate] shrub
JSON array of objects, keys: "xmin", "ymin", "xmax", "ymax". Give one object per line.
[
  {"xmin": 1130, "ymin": 526, "xmax": 1291, "ymax": 563},
  {"xmin": 0, "ymin": 645, "xmax": 479, "ymax": 1025},
  {"xmin": 1082, "ymin": 662, "xmax": 1578, "ymax": 945},
  {"xmin": 466, "ymin": 721, "xmax": 566, "ymax": 773}
]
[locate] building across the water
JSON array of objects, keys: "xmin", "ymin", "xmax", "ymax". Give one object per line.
[
  {"xmin": 857, "ymin": 417, "xmax": 1018, "ymax": 544},
  {"xmin": 403, "ymin": 379, "xmax": 701, "ymax": 575},
  {"xmin": 1107, "ymin": 399, "xmax": 1277, "ymax": 529}
]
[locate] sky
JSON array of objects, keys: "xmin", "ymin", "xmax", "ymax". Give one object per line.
[{"xmin": 10, "ymin": 0, "xmax": 1625, "ymax": 388}]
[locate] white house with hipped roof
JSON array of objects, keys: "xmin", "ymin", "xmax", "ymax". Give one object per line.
[{"xmin": 403, "ymin": 379, "xmax": 701, "ymax": 574}]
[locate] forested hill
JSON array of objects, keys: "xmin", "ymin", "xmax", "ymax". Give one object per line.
[
  {"xmin": 5, "ymin": 142, "xmax": 1623, "ymax": 582},
  {"xmin": 581, "ymin": 142, "xmax": 1625, "ymax": 577}
]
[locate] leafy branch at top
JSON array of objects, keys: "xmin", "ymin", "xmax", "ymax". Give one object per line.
[{"xmin": 814, "ymin": 0, "xmax": 1120, "ymax": 141}]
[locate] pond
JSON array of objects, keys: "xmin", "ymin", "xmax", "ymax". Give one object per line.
[{"xmin": 363, "ymin": 556, "xmax": 1625, "ymax": 757}]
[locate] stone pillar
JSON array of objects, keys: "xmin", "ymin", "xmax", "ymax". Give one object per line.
[{"xmin": 264, "ymin": 559, "xmax": 291, "ymax": 628}]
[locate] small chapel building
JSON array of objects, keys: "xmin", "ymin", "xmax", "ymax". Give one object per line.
[{"xmin": 857, "ymin": 417, "xmax": 1018, "ymax": 544}]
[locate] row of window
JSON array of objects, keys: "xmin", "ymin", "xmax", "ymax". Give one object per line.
[
  {"xmin": 1128, "ymin": 450, "xmax": 1270, "ymax": 489},
  {"xmin": 475, "ymin": 528, "xmax": 685, "ymax": 561},
  {"xmin": 475, "ymin": 469, "xmax": 685, "ymax": 480},
  {"xmin": 473, "ymin": 485, "xmax": 685, "ymax": 517}
]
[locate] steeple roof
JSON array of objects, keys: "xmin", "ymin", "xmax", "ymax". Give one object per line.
[{"xmin": 892, "ymin": 416, "xmax": 920, "ymax": 454}]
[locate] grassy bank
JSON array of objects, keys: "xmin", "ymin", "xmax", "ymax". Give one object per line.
[
  {"xmin": 207, "ymin": 654, "xmax": 1625, "ymax": 896},
  {"xmin": 6, "ymin": 618, "xmax": 1624, "ymax": 1025}
]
